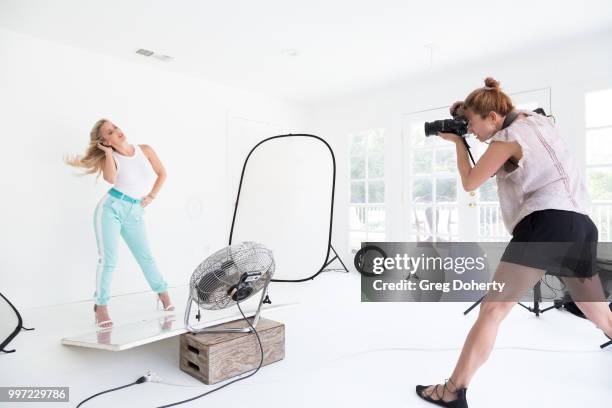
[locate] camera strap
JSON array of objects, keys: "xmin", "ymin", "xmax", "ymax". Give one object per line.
[{"xmin": 501, "ymin": 109, "xmax": 520, "ymax": 130}]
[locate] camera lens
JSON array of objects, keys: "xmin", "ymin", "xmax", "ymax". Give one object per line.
[{"xmin": 424, "ymin": 121, "xmax": 436, "ymax": 137}]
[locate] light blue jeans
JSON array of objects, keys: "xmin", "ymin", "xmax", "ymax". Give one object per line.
[{"xmin": 92, "ymin": 188, "xmax": 168, "ymax": 305}]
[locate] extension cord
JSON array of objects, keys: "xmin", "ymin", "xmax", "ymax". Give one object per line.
[
  {"xmin": 143, "ymin": 370, "xmax": 208, "ymax": 388},
  {"xmin": 77, "ymin": 300, "xmax": 264, "ymax": 407},
  {"xmin": 145, "ymin": 369, "xmax": 162, "ymax": 384}
]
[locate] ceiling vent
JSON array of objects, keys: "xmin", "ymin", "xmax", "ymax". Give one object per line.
[{"xmin": 136, "ymin": 48, "xmax": 154, "ymax": 57}]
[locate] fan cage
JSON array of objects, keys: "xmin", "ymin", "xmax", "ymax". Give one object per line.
[{"xmin": 189, "ymin": 241, "xmax": 275, "ymax": 310}]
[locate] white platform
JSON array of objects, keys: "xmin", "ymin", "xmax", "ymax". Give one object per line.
[
  {"xmin": 61, "ymin": 302, "xmax": 296, "ymax": 351},
  {"xmin": 2, "ymin": 272, "xmax": 611, "ymax": 408}
]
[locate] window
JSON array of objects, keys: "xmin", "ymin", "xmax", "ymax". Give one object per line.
[
  {"xmin": 585, "ymin": 88, "xmax": 612, "ymax": 241},
  {"xmin": 407, "ymin": 120, "xmax": 458, "ymax": 242},
  {"xmin": 349, "ymin": 129, "xmax": 385, "ymax": 253}
]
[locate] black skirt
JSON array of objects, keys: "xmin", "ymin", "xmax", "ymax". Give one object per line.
[{"xmin": 500, "ymin": 209, "xmax": 599, "ymax": 278}]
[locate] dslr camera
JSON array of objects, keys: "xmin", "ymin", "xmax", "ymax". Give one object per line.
[
  {"xmin": 424, "ymin": 102, "xmax": 549, "ymax": 138},
  {"xmin": 424, "ymin": 101, "xmax": 468, "ymax": 137}
]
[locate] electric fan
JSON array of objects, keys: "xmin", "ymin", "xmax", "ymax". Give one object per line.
[{"xmin": 184, "ymin": 241, "xmax": 275, "ymax": 334}]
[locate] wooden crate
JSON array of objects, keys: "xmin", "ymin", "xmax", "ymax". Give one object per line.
[{"xmin": 180, "ymin": 317, "xmax": 285, "ymax": 384}]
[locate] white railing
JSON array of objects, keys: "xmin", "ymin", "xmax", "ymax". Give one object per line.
[
  {"xmin": 349, "ymin": 204, "xmax": 386, "ymax": 251},
  {"xmin": 411, "ymin": 203, "xmax": 458, "ymax": 242},
  {"xmin": 349, "ymin": 201, "xmax": 612, "ymax": 250},
  {"xmin": 349, "ymin": 204, "xmax": 385, "ymax": 229},
  {"xmin": 478, "ymin": 202, "xmax": 511, "ymax": 241},
  {"xmin": 478, "ymin": 201, "xmax": 612, "ymax": 242}
]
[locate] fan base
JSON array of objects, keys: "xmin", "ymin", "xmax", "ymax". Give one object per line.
[{"xmin": 180, "ymin": 317, "xmax": 285, "ymax": 384}]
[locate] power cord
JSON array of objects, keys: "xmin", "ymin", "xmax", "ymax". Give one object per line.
[
  {"xmin": 75, "ymin": 298, "xmax": 264, "ymax": 408},
  {"xmin": 76, "ymin": 339, "xmax": 608, "ymax": 404},
  {"xmin": 155, "ymin": 300, "xmax": 263, "ymax": 407},
  {"xmin": 75, "ymin": 299, "xmax": 608, "ymax": 404},
  {"xmin": 75, "ymin": 376, "xmax": 147, "ymax": 407}
]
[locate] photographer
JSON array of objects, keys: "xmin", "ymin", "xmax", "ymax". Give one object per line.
[{"xmin": 415, "ymin": 77, "xmax": 612, "ymax": 407}]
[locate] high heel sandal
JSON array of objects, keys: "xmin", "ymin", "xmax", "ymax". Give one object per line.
[
  {"xmin": 156, "ymin": 293, "xmax": 175, "ymax": 312},
  {"xmin": 93, "ymin": 304, "xmax": 113, "ymax": 328},
  {"xmin": 416, "ymin": 377, "xmax": 469, "ymax": 408}
]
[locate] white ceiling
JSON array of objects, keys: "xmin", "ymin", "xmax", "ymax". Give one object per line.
[{"xmin": 1, "ymin": 0, "xmax": 611, "ymax": 103}]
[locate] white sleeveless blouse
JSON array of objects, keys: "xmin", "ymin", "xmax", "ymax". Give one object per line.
[
  {"xmin": 111, "ymin": 144, "xmax": 156, "ymax": 199},
  {"xmin": 490, "ymin": 109, "xmax": 591, "ymax": 234}
]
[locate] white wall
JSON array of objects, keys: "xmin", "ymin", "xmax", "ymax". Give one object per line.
[
  {"xmin": 0, "ymin": 27, "xmax": 309, "ymax": 309},
  {"xmin": 309, "ymin": 29, "xmax": 612, "ymax": 262},
  {"xmin": 3, "ymin": 25, "xmax": 611, "ymax": 310}
]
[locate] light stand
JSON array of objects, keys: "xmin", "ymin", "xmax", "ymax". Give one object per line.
[{"xmin": 463, "ymin": 280, "xmax": 563, "ymax": 317}]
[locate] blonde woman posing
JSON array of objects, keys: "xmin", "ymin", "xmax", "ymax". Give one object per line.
[
  {"xmin": 415, "ymin": 78, "xmax": 612, "ymax": 407},
  {"xmin": 66, "ymin": 119, "xmax": 174, "ymax": 328}
]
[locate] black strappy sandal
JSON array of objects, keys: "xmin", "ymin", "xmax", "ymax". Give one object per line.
[{"xmin": 415, "ymin": 378, "xmax": 468, "ymax": 408}]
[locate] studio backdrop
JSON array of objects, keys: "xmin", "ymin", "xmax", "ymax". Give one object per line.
[{"xmin": 229, "ymin": 134, "xmax": 337, "ymax": 282}]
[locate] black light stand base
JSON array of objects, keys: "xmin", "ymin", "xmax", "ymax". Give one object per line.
[
  {"xmin": 322, "ymin": 244, "xmax": 349, "ymax": 273},
  {"xmin": 464, "ymin": 281, "xmax": 562, "ymax": 317}
]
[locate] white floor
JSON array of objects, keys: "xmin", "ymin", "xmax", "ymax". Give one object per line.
[{"xmin": 2, "ymin": 270, "xmax": 611, "ymax": 408}]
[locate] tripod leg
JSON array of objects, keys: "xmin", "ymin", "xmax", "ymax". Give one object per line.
[
  {"xmin": 464, "ymin": 295, "xmax": 485, "ymax": 315},
  {"xmin": 331, "ymin": 244, "xmax": 349, "ymax": 272},
  {"xmin": 485, "ymin": 262, "xmax": 547, "ymax": 317},
  {"xmin": 322, "ymin": 256, "xmax": 336, "ymax": 269},
  {"xmin": 533, "ymin": 281, "xmax": 541, "ymax": 317},
  {"xmin": 322, "ymin": 244, "xmax": 350, "ymax": 273}
]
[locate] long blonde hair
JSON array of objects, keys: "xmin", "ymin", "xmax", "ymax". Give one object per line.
[{"xmin": 64, "ymin": 118, "xmax": 111, "ymax": 179}]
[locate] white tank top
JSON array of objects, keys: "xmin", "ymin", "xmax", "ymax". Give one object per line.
[
  {"xmin": 490, "ymin": 109, "xmax": 591, "ymax": 234},
  {"xmin": 111, "ymin": 144, "xmax": 156, "ymax": 199}
]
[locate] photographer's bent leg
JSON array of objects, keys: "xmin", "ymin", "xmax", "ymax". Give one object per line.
[
  {"xmin": 561, "ymin": 275, "xmax": 612, "ymax": 338},
  {"xmin": 442, "ymin": 262, "xmax": 545, "ymax": 395}
]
